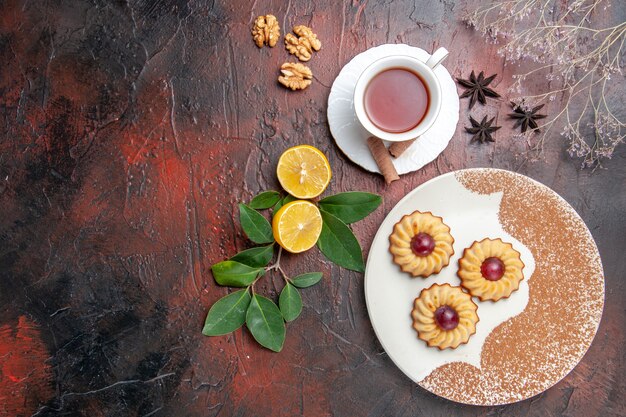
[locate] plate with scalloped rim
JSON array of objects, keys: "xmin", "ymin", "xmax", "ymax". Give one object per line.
[
  {"xmin": 364, "ymin": 168, "xmax": 604, "ymax": 405},
  {"xmin": 327, "ymin": 44, "xmax": 459, "ymax": 175}
]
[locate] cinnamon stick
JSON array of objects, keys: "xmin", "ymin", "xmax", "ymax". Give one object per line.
[
  {"xmin": 389, "ymin": 138, "xmax": 416, "ymax": 158},
  {"xmin": 366, "ymin": 137, "xmax": 399, "ymax": 184}
]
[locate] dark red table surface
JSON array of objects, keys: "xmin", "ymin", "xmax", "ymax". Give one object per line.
[{"xmin": 1, "ymin": 1, "xmax": 624, "ymax": 416}]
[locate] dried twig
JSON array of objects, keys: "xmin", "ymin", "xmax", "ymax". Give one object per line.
[{"xmin": 464, "ymin": 0, "xmax": 625, "ymax": 168}]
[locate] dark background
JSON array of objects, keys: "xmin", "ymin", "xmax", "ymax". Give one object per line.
[{"xmin": 0, "ymin": 0, "xmax": 624, "ymax": 416}]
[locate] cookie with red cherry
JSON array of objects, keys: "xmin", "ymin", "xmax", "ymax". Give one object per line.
[
  {"xmin": 388, "ymin": 211, "xmax": 455, "ymax": 278},
  {"xmin": 457, "ymin": 238, "xmax": 525, "ymax": 301}
]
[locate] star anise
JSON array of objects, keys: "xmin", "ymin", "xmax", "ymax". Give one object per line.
[
  {"xmin": 456, "ymin": 71, "xmax": 501, "ymax": 109},
  {"xmin": 465, "ymin": 115, "xmax": 501, "ymax": 143},
  {"xmin": 508, "ymin": 102, "xmax": 547, "ymax": 133}
]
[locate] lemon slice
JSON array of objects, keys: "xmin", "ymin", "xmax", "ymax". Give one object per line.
[
  {"xmin": 276, "ymin": 145, "xmax": 332, "ymax": 199},
  {"xmin": 272, "ymin": 200, "xmax": 323, "ymax": 253}
]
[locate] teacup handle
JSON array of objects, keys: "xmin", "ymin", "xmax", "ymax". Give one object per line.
[{"xmin": 424, "ymin": 47, "xmax": 449, "ymax": 70}]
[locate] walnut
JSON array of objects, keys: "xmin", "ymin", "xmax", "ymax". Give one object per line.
[
  {"xmin": 284, "ymin": 25, "xmax": 322, "ymax": 61},
  {"xmin": 293, "ymin": 25, "xmax": 321, "ymax": 51},
  {"xmin": 252, "ymin": 15, "xmax": 280, "ymax": 48},
  {"xmin": 278, "ymin": 62, "xmax": 313, "ymax": 90},
  {"xmin": 285, "ymin": 34, "xmax": 311, "ymax": 61}
]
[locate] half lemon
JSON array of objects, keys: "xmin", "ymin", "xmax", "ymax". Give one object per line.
[
  {"xmin": 276, "ymin": 145, "xmax": 332, "ymax": 199},
  {"xmin": 272, "ymin": 200, "xmax": 323, "ymax": 253}
]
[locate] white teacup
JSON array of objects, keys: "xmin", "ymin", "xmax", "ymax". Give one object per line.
[{"xmin": 353, "ymin": 47, "xmax": 449, "ymax": 142}]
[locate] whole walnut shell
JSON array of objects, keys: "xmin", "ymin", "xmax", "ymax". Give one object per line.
[
  {"xmin": 278, "ymin": 62, "xmax": 313, "ymax": 91},
  {"xmin": 284, "ymin": 25, "xmax": 322, "ymax": 61},
  {"xmin": 252, "ymin": 15, "xmax": 280, "ymax": 48}
]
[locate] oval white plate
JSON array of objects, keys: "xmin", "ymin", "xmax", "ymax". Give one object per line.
[
  {"xmin": 364, "ymin": 169, "xmax": 604, "ymax": 405},
  {"xmin": 327, "ymin": 44, "xmax": 459, "ymax": 175}
]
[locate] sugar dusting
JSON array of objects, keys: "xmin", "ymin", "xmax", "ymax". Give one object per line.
[{"xmin": 420, "ymin": 169, "xmax": 604, "ymax": 405}]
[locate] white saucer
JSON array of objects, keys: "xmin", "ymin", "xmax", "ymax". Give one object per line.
[{"xmin": 327, "ymin": 44, "xmax": 460, "ymax": 175}]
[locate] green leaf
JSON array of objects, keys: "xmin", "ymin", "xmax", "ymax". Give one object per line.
[
  {"xmin": 291, "ymin": 272, "xmax": 323, "ymax": 288},
  {"xmin": 249, "ymin": 191, "xmax": 281, "ymax": 209},
  {"xmin": 279, "ymin": 283, "xmax": 302, "ymax": 322},
  {"xmin": 230, "ymin": 244, "xmax": 274, "ymax": 267},
  {"xmin": 211, "ymin": 261, "xmax": 263, "ymax": 287},
  {"xmin": 202, "ymin": 289, "xmax": 251, "ymax": 336},
  {"xmin": 317, "ymin": 210, "xmax": 365, "ymax": 272},
  {"xmin": 246, "ymin": 294, "xmax": 286, "ymax": 352},
  {"xmin": 319, "ymin": 192, "xmax": 382, "ymax": 224},
  {"xmin": 273, "ymin": 194, "xmax": 296, "ymax": 212},
  {"xmin": 239, "ymin": 204, "xmax": 274, "ymax": 244}
]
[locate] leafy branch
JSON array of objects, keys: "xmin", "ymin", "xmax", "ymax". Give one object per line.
[{"xmin": 202, "ymin": 190, "xmax": 382, "ymax": 351}]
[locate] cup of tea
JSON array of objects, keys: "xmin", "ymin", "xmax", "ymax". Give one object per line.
[{"xmin": 353, "ymin": 47, "xmax": 449, "ymax": 142}]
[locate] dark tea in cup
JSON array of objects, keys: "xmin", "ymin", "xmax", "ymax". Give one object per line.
[
  {"xmin": 363, "ymin": 68, "xmax": 430, "ymax": 134},
  {"xmin": 353, "ymin": 50, "xmax": 448, "ymax": 142}
]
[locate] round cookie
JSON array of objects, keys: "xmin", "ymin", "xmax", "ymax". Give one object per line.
[
  {"xmin": 457, "ymin": 238, "xmax": 525, "ymax": 301},
  {"xmin": 389, "ymin": 211, "xmax": 455, "ymax": 277},
  {"xmin": 412, "ymin": 283, "xmax": 479, "ymax": 350}
]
